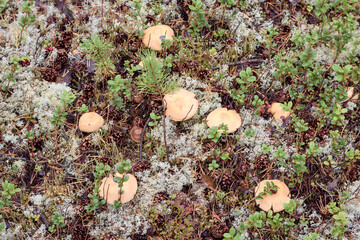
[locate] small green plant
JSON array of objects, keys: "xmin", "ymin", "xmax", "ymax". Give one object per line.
[
  {"xmin": 18, "ymin": 1, "xmax": 36, "ymax": 45},
  {"xmin": 272, "ymin": 146, "xmax": 289, "ymax": 165},
  {"xmin": 148, "ymin": 112, "xmax": 161, "ymax": 127},
  {"xmin": 50, "ymin": 90, "xmax": 75, "ymax": 126},
  {"xmin": 327, "ymin": 202, "xmax": 348, "ymax": 238},
  {"xmin": 108, "ymin": 75, "xmax": 132, "ymax": 109},
  {"xmin": 293, "ymin": 117, "xmax": 309, "ymax": 134},
  {"xmin": 245, "ymin": 211, "xmax": 265, "ymax": 228},
  {"xmin": 303, "ymin": 232, "xmax": 319, "ymax": 240},
  {"xmin": 329, "ymin": 103, "xmax": 347, "ymax": 126},
  {"xmin": 0, "ymin": 181, "xmax": 21, "ymax": 233},
  {"xmin": 306, "ymin": 141, "xmax": 321, "ymax": 157},
  {"xmin": 262, "ymin": 144, "xmax": 274, "ymax": 154},
  {"xmin": 266, "ymin": 211, "xmax": 283, "ymax": 231},
  {"xmin": 244, "ymin": 128, "xmax": 256, "ymax": 138},
  {"xmin": 0, "ymin": 0, "xmax": 9, "ymax": 16},
  {"xmin": 188, "ymin": 0, "xmax": 211, "ymax": 37},
  {"xmin": 292, "ymin": 153, "xmax": 307, "ymax": 183},
  {"xmin": 32, "ymin": 214, "xmax": 40, "ymax": 221},
  {"xmin": 283, "ymin": 199, "xmax": 297, "ymax": 215},
  {"xmin": 223, "ymin": 224, "xmax": 246, "ymax": 240},
  {"xmin": 255, "ymin": 181, "xmax": 279, "ymax": 200},
  {"xmin": 208, "ymin": 160, "xmax": 219, "ymax": 171},
  {"xmin": 208, "ymin": 126, "xmax": 222, "ymax": 143},
  {"xmin": 85, "ymin": 163, "xmax": 111, "ymax": 213},
  {"xmin": 48, "ymin": 212, "xmax": 65, "ymax": 233},
  {"xmin": 78, "ymin": 104, "xmax": 89, "ymax": 113},
  {"xmin": 80, "ymin": 34, "xmax": 115, "ymax": 77},
  {"xmin": 252, "ymin": 95, "xmax": 264, "ymax": 115},
  {"xmin": 113, "ymin": 160, "xmax": 132, "ymax": 209},
  {"xmin": 280, "ymin": 101, "xmax": 293, "ymax": 113},
  {"xmin": 230, "ymin": 67, "xmax": 256, "ymax": 106}
]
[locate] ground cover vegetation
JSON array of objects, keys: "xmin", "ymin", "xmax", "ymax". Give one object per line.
[{"xmin": 0, "ymin": 0, "xmax": 360, "ymax": 239}]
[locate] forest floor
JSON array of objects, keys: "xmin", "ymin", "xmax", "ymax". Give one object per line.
[{"xmin": 1, "ymin": 0, "xmax": 360, "ymax": 239}]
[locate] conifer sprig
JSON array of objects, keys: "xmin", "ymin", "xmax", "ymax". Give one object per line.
[{"xmin": 137, "ymin": 50, "xmax": 177, "ymax": 96}]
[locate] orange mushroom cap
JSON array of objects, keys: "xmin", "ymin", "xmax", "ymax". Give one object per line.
[
  {"xmin": 163, "ymin": 88, "xmax": 199, "ymax": 121},
  {"xmin": 206, "ymin": 108, "xmax": 242, "ymax": 133},
  {"xmin": 99, "ymin": 173, "xmax": 138, "ymax": 204},
  {"xmin": 267, "ymin": 102, "xmax": 290, "ymax": 121},
  {"xmin": 255, "ymin": 179, "xmax": 291, "ymax": 213},
  {"xmin": 142, "ymin": 25, "xmax": 174, "ymax": 51},
  {"xmin": 78, "ymin": 112, "xmax": 104, "ymax": 133}
]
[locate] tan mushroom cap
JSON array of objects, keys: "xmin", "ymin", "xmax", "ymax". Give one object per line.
[
  {"xmin": 206, "ymin": 108, "xmax": 242, "ymax": 133},
  {"xmin": 345, "ymin": 87, "xmax": 359, "ymax": 102},
  {"xmin": 78, "ymin": 112, "xmax": 104, "ymax": 133},
  {"xmin": 130, "ymin": 126, "xmax": 143, "ymax": 143},
  {"xmin": 255, "ymin": 179, "xmax": 291, "ymax": 213},
  {"xmin": 142, "ymin": 25, "xmax": 174, "ymax": 51},
  {"xmin": 163, "ymin": 88, "xmax": 199, "ymax": 121},
  {"xmin": 268, "ymin": 102, "xmax": 291, "ymax": 121},
  {"xmin": 99, "ymin": 173, "xmax": 138, "ymax": 204}
]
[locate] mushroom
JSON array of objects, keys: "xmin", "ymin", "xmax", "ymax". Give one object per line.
[
  {"xmin": 255, "ymin": 179, "xmax": 291, "ymax": 213},
  {"xmin": 345, "ymin": 87, "xmax": 359, "ymax": 103},
  {"xmin": 78, "ymin": 112, "xmax": 104, "ymax": 133},
  {"xmin": 267, "ymin": 102, "xmax": 290, "ymax": 121},
  {"xmin": 206, "ymin": 108, "xmax": 242, "ymax": 133},
  {"xmin": 99, "ymin": 173, "xmax": 138, "ymax": 204},
  {"xmin": 142, "ymin": 25, "xmax": 174, "ymax": 51},
  {"xmin": 130, "ymin": 126, "xmax": 143, "ymax": 143},
  {"xmin": 163, "ymin": 88, "xmax": 199, "ymax": 121}
]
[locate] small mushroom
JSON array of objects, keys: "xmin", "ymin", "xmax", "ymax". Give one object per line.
[
  {"xmin": 142, "ymin": 25, "xmax": 174, "ymax": 51},
  {"xmin": 255, "ymin": 179, "xmax": 291, "ymax": 213},
  {"xmin": 206, "ymin": 108, "xmax": 242, "ymax": 133},
  {"xmin": 163, "ymin": 88, "xmax": 199, "ymax": 121},
  {"xmin": 99, "ymin": 173, "xmax": 138, "ymax": 204},
  {"xmin": 267, "ymin": 102, "xmax": 290, "ymax": 121},
  {"xmin": 130, "ymin": 126, "xmax": 143, "ymax": 143},
  {"xmin": 78, "ymin": 112, "xmax": 104, "ymax": 133}
]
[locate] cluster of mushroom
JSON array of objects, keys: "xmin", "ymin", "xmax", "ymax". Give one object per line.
[
  {"xmin": 76, "ymin": 24, "xmax": 298, "ymax": 207},
  {"xmin": 141, "ymin": 25, "xmax": 291, "ymax": 124},
  {"xmin": 78, "ymin": 113, "xmax": 138, "ymax": 205},
  {"xmin": 162, "ymin": 88, "xmax": 243, "ymax": 133}
]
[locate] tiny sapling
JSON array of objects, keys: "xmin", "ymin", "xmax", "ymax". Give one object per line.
[
  {"xmin": 113, "ymin": 160, "xmax": 132, "ymax": 209},
  {"xmin": 18, "ymin": 1, "xmax": 36, "ymax": 46}
]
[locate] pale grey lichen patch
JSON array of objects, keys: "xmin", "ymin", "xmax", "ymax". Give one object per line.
[
  {"xmin": 0, "ymin": 224, "xmax": 22, "ymax": 239},
  {"xmin": 28, "ymin": 224, "xmax": 47, "ymax": 240},
  {"xmin": 29, "ymin": 194, "xmax": 47, "ymax": 207},
  {"xmin": 345, "ymin": 181, "xmax": 360, "ymax": 238},
  {"xmin": 229, "ymin": 0, "xmax": 273, "ymax": 54},
  {"xmin": 0, "ymin": 79, "xmax": 72, "ymax": 146}
]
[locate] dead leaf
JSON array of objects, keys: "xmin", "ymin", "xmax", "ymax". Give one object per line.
[{"xmin": 201, "ymin": 173, "xmax": 216, "ymax": 191}]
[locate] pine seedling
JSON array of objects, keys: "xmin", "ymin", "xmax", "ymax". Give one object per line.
[
  {"xmin": 80, "ymin": 34, "xmax": 115, "ymax": 78},
  {"xmin": 136, "ymin": 50, "xmax": 178, "ymax": 162},
  {"xmin": 137, "ymin": 50, "xmax": 177, "ymax": 96}
]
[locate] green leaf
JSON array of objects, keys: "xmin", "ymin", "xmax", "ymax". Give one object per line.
[{"xmin": 188, "ymin": 5, "xmax": 197, "ymax": 11}]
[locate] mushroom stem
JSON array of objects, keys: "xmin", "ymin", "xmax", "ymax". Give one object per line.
[{"xmin": 129, "ymin": 107, "xmax": 164, "ymax": 173}]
